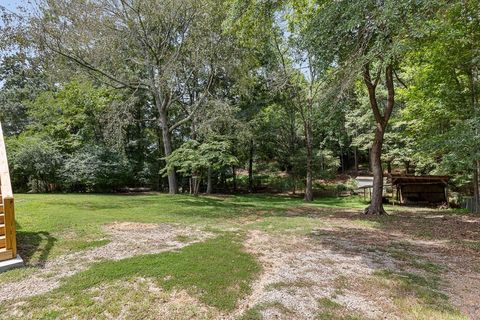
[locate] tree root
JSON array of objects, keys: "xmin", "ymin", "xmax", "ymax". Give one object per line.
[{"xmin": 363, "ymin": 205, "xmax": 389, "ymax": 215}]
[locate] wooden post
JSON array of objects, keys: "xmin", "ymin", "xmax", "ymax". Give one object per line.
[
  {"xmin": 4, "ymin": 198, "xmax": 16, "ymax": 257},
  {"xmin": 445, "ymin": 185, "xmax": 449, "ymax": 208}
]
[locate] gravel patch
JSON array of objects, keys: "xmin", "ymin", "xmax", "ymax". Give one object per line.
[
  {"xmin": 232, "ymin": 230, "xmax": 397, "ymax": 320},
  {"xmin": 0, "ymin": 222, "xmax": 212, "ymax": 301}
]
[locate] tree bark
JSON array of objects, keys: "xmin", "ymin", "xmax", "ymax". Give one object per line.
[
  {"xmin": 368, "ymin": 148, "xmax": 372, "ymax": 172},
  {"xmin": 192, "ymin": 174, "xmax": 200, "ymax": 196},
  {"xmin": 354, "ymin": 146, "xmax": 359, "ymax": 175},
  {"xmin": 232, "ymin": 165, "xmax": 237, "ymax": 193},
  {"xmin": 158, "ymin": 107, "xmax": 178, "ymax": 194},
  {"xmin": 150, "ymin": 61, "xmax": 177, "ymax": 194},
  {"xmin": 470, "ymin": 64, "xmax": 480, "ymax": 213},
  {"xmin": 206, "ymin": 167, "xmax": 212, "ymax": 194},
  {"xmin": 405, "ymin": 161, "xmax": 411, "ymax": 174},
  {"xmin": 248, "ymin": 139, "xmax": 254, "ymax": 193},
  {"xmin": 340, "ymin": 145, "xmax": 345, "ymax": 174},
  {"xmin": 363, "ymin": 63, "xmax": 395, "ymax": 215},
  {"xmin": 366, "ymin": 126, "xmax": 386, "ymax": 214},
  {"xmin": 474, "ymin": 160, "xmax": 480, "ymax": 213},
  {"xmin": 304, "ymin": 121, "xmax": 314, "ymax": 202}
]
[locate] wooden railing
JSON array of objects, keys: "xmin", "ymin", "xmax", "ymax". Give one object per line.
[{"xmin": 0, "ymin": 122, "xmax": 16, "ymax": 261}]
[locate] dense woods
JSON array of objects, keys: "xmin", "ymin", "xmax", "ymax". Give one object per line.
[{"xmin": 0, "ymin": 0, "xmax": 479, "ymax": 213}]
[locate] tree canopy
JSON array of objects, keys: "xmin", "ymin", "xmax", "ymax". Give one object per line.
[{"xmin": 0, "ymin": 0, "xmax": 478, "ymax": 213}]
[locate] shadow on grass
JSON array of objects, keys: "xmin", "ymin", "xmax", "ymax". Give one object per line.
[
  {"xmin": 322, "ymin": 210, "xmax": 480, "ymax": 242},
  {"xmin": 308, "ymin": 226, "xmax": 468, "ymax": 318},
  {"xmin": 17, "ymin": 231, "xmax": 57, "ymax": 267}
]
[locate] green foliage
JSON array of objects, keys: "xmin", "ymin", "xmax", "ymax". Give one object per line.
[
  {"xmin": 62, "ymin": 145, "xmax": 132, "ymax": 192},
  {"xmin": 7, "ymin": 135, "xmax": 63, "ymax": 192},
  {"xmin": 2, "ymin": 0, "xmax": 479, "ymax": 199},
  {"xmin": 399, "ymin": 0, "xmax": 480, "ymax": 188},
  {"xmin": 163, "ymin": 140, "xmax": 238, "ymax": 176},
  {"xmin": 0, "ymin": 54, "xmax": 48, "ymax": 136},
  {"xmin": 27, "ymin": 80, "xmax": 116, "ymax": 152}
]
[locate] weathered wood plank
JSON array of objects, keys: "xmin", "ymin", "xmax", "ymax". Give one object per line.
[
  {"xmin": 0, "ymin": 248, "xmax": 13, "ymax": 261},
  {"xmin": 4, "ymin": 198, "xmax": 16, "ymax": 256}
]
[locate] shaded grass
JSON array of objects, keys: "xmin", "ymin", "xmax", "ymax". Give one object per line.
[
  {"xmin": 373, "ymin": 269, "xmax": 467, "ymax": 319},
  {"xmin": 452, "ymin": 240, "xmax": 480, "ymax": 252},
  {"xmin": 381, "ymin": 242, "xmax": 444, "ymax": 274}
]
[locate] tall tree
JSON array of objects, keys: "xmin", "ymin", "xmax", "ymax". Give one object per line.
[
  {"xmin": 31, "ymin": 0, "xmax": 232, "ymax": 193},
  {"xmin": 304, "ymin": 0, "xmax": 436, "ymax": 214},
  {"xmin": 228, "ymin": 0, "xmax": 323, "ymax": 201}
]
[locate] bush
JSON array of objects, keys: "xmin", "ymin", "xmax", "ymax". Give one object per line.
[
  {"xmin": 62, "ymin": 145, "xmax": 131, "ymax": 192},
  {"xmin": 8, "ymin": 135, "xmax": 63, "ymax": 192}
]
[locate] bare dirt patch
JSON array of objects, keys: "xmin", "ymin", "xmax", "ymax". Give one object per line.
[
  {"xmin": 233, "ymin": 209, "xmax": 480, "ymax": 320},
  {"xmin": 0, "ymin": 223, "xmax": 212, "ymax": 301},
  {"xmin": 233, "ymin": 230, "xmax": 396, "ymax": 320}
]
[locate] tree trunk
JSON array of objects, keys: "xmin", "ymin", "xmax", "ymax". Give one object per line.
[
  {"xmin": 155, "ymin": 92, "xmax": 178, "ymax": 194},
  {"xmin": 148, "ymin": 62, "xmax": 178, "ymax": 194},
  {"xmin": 304, "ymin": 119, "xmax": 314, "ymax": 202},
  {"xmin": 387, "ymin": 160, "xmax": 392, "ymax": 174},
  {"xmin": 365, "ymin": 127, "xmax": 386, "ymax": 214},
  {"xmin": 368, "ymin": 148, "xmax": 372, "ymax": 172},
  {"xmin": 248, "ymin": 139, "xmax": 254, "ymax": 193},
  {"xmin": 363, "ymin": 63, "xmax": 395, "ymax": 215},
  {"xmin": 340, "ymin": 145, "xmax": 345, "ymax": 174},
  {"xmin": 232, "ymin": 165, "xmax": 237, "ymax": 193},
  {"xmin": 354, "ymin": 146, "xmax": 359, "ymax": 175},
  {"xmin": 471, "ymin": 65, "xmax": 480, "ymax": 213},
  {"xmin": 206, "ymin": 167, "xmax": 212, "ymax": 194},
  {"xmin": 474, "ymin": 160, "xmax": 480, "ymax": 213},
  {"xmin": 160, "ymin": 115, "xmax": 178, "ymax": 194},
  {"xmin": 192, "ymin": 174, "xmax": 201, "ymax": 196}
]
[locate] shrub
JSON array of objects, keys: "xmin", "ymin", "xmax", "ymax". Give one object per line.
[
  {"xmin": 62, "ymin": 145, "xmax": 131, "ymax": 192},
  {"xmin": 7, "ymin": 135, "xmax": 63, "ymax": 192}
]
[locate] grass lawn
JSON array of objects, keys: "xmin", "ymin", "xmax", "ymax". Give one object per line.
[
  {"xmin": 1, "ymin": 193, "xmax": 478, "ymax": 319},
  {"xmin": 13, "ymin": 193, "xmax": 369, "ymax": 260}
]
